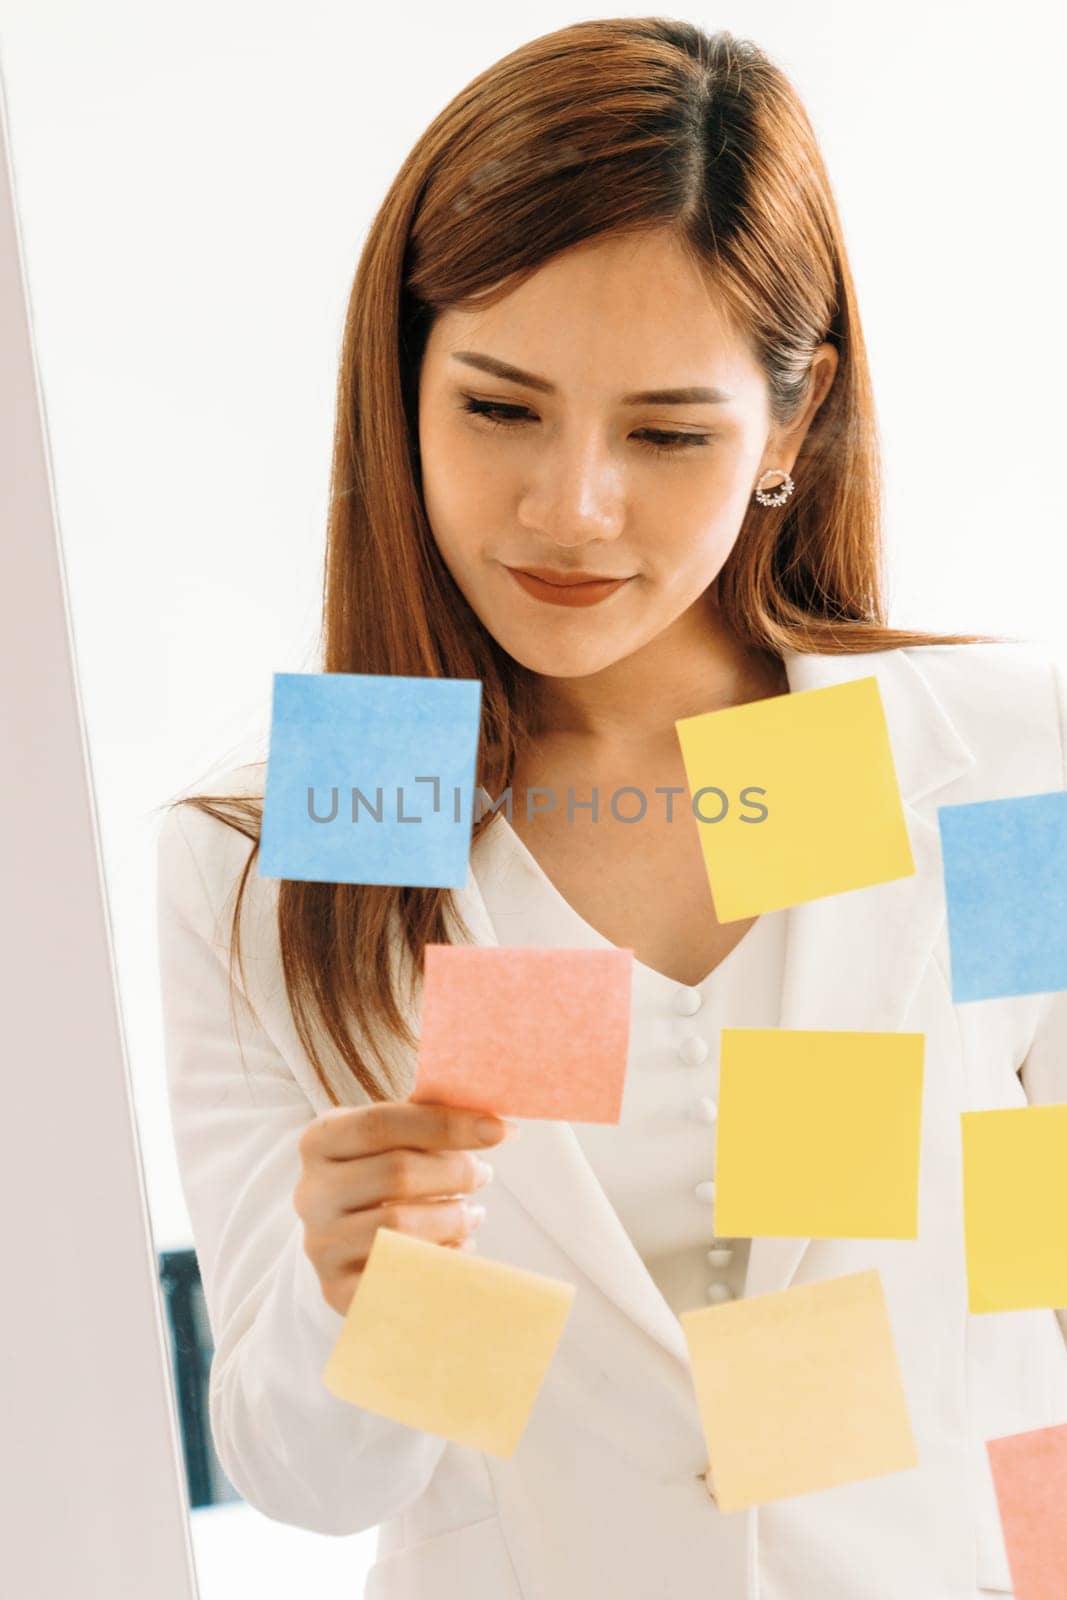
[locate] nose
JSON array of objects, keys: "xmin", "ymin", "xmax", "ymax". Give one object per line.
[{"xmin": 516, "ymin": 430, "xmax": 626, "ymax": 548}]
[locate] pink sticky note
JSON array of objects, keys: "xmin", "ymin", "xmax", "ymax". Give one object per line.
[
  {"xmin": 987, "ymin": 1422, "xmax": 1067, "ymax": 1599},
  {"xmin": 412, "ymin": 945, "xmax": 633, "ymax": 1122}
]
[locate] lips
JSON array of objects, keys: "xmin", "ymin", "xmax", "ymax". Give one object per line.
[
  {"xmin": 512, "ymin": 566, "xmax": 629, "ymax": 587},
  {"xmin": 504, "ymin": 565, "xmax": 632, "ymax": 609}
]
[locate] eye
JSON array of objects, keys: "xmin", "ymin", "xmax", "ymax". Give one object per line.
[
  {"xmin": 459, "ymin": 396, "xmax": 532, "ymax": 429},
  {"xmin": 636, "ymin": 429, "xmax": 713, "ymax": 459},
  {"xmin": 458, "ymin": 395, "xmax": 713, "ymax": 459}
]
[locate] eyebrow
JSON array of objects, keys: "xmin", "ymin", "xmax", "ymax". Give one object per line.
[{"xmin": 450, "ymin": 350, "xmax": 734, "ymax": 406}]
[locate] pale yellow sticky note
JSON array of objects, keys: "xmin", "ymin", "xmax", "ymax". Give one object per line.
[
  {"xmin": 675, "ymin": 675, "xmax": 914, "ymax": 920},
  {"xmin": 322, "ymin": 1228, "xmax": 576, "ymax": 1457},
  {"xmin": 681, "ymin": 1269, "xmax": 917, "ymax": 1512},
  {"xmin": 714, "ymin": 1028, "xmax": 924, "ymax": 1238},
  {"xmin": 962, "ymin": 1104, "xmax": 1067, "ymax": 1312}
]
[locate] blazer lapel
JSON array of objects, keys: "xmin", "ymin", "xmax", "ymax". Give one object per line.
[
  {"xmin": 444, "ymin": 861, "xmax": 694, "ymax": 1367},
  {"xmin": 440, "ymin": 645, "xmax": 976, "ymax": 1365}
]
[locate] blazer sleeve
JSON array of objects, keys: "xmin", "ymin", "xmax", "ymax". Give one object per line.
[
  {"xmin": 1016, "ymin": 653, "xmax": 1067, "ymax": 1345},
  {"xmin": 155, "ymin": 802, "xmax": 447, "ymax": 1535}
]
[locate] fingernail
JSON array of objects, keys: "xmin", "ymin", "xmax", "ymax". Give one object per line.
[
  {"xmin": 471, "ymin": 1158, "xmax": 494, "ymax": 1188},
  {"xmin": 476, "ymin": 1116, "xmax": 518, "ymax": 1143},
  {"xmin": 464, "ymin": 1203, "xmax": 487, "ymax": 1227}
]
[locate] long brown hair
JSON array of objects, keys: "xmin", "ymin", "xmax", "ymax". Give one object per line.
[{"xmin": 162, "ymin": 19, "xmax": 1004, "ymax": 1106}]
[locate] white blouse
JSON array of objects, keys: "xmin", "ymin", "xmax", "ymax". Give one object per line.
[{"xmin": 470, "ymin": 808, "xmax": 789, "ymax": 1319}]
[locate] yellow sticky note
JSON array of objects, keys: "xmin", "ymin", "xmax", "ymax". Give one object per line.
[
  {"xmin": 962, "ymin": 1104, "xmax": 1067, "ymax": 1312},
  {"xmin": 714, "ymin": 1028, "xmax": 925, "ymax": 1238},
  {"xmin": 681, "ymin": 1269, "xmax": 917, "ymax": 1512},
  {"xmin": 675, "ymin": 675, "xmax": 914, "ymax": 920},
  {"xmin": 321, "ymin": 1228, "xmax": 575, "ymax": 1457}
]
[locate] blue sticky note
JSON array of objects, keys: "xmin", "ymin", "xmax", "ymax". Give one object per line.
[
  {"xmin": 939, "ymin": 791, "xmax": 1067, "ymax": 1002},
  {"xmin": 259, "ymin": 673, "xmax": 482, "ymax": 888}
]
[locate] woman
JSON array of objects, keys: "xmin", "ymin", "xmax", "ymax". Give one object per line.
[{"xmin": 156, "ymin": 19, "xmax": 1067, "ymax": 1598}]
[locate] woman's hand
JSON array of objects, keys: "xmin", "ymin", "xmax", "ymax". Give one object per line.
[{"xmin": 294, "ymin": 1101, "xmax": 518, "ymax": 1316}]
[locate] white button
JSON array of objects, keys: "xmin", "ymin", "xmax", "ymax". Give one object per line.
[
  {"xmin": 706, "ymin": 1282, "xmax": 735, "ymax": 1304},
  {"xmin": 678, "ymin": 1035, "xmax": 709, "ymax": 1066},
  {"xmin": 672, "ymin": 986, "xmax": 702, "ymax": 1016},
  {"xmin": 707, "ymin": 1247, "xmax": 733, "ymax": 1267},
  {"xmin": 690, "ymin": 1096, "xmax": 718, "ymax": 1124},
  {"xmin": 694, "ymin": 1180, "xmax": 716, "ymax": 1204}
]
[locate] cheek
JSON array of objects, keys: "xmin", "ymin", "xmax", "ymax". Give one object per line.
[
  {"xmin": 457, "ymin": 458, "xmax": 514, "ymax": 537},
  {"xmin": 421, "ymin": 427, "xmax": 500, "ymax": 569},
  {"xmin": 652, "ymin": 467, "xmax": 749, "ymax": 573}
]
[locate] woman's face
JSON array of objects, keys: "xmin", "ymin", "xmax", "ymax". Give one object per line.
[{"xmin": 417, "ymin": 227, "xmax": 830, "ymax": 679}]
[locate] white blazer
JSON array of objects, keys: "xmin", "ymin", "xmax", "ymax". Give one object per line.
[{"xmin": 156, "ymin": 640, "xmax": 1067, "ymax": 1600}]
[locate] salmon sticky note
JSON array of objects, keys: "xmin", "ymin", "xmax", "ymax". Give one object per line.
[
  {"xmin": 987, "ymin": 1422, "xmax": 1067, "ymax": 1600},
  {"xmin": 322, "ymin": 1228, "xmax": 575, "ymax": 1457},
  {"xmin": 681, "ymin": 1268, "xmax": 917, "ymax": 1512},
  {"xmin": 412, "ymin": 945, "xmax": 633, "ymax": 1122},
  {"xmin": 675, "ymin": 675, "xmax": 913, "ymax": 921},
  {"xmin": 714, "ymin": 1028, "xmax": 924, "ymax": 1238},
  {"xmin": 962, "ymin": 1104, "xmax": 1067, "ymax": 1312}
]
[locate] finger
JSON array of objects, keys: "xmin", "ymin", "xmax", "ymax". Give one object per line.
[
  {"xmin": 299, "ymin": 1146, "xmax": 494, "ymax": 1226},
  {"xmin": 303, "ymin": 1101, "xmax": 518, "ymax": 1162},
  {"xmin": 322, "ymin": 1195, "xmax": 485, "ymax": 1270},
  {"xmin": 348, "ymin": 1146, "xmax": 496, "ymax": 1217}
]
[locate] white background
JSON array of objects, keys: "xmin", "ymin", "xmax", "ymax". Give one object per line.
[{"xmin": 0, "ymin": 1, "xmax": 1063, "ymax": 1593}]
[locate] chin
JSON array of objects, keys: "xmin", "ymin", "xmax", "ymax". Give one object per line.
[
  {"xmin": 487, "ymin": 626, "xmax": 628, "ymax": 678},
  {"xmin": 453, "ymin": 572, "xmax": 641, "ymax": 677}
]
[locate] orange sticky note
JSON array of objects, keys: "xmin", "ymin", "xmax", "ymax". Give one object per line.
[
  {"xmin": 681, "ymin": 1269, "xmax": 917, "ymax": 1512},
  {"xmin": 675, "ymin": 675, "xmax": 914, "ymax": 920},
  {"xmin": 987, "ymin": 1423, "xmax": 1067, "ymax": 1600},
  {"xmin": 412, "ymin": 944, "xmax": 633, "ymax": 1121},
  {"xmin": 714, "ymin": 1028, "xmax": 924, "ymax": 1238},
  {"xmin": 322, "ymin": 1228, "xmax": 575, "ymax": 1457},
  {"xmin": 962, "ymin": 1104, "xmax": 1067, "ymax": 1312}
]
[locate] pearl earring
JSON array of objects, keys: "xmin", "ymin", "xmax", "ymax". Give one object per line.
[{"xmin": 754, "ymin": 468, "xmax": 795, "ymax": 507}]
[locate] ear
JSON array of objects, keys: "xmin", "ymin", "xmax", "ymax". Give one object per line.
[{"xmin": 760, "ymin": 341, "xmax": 839, "ymax": 477}]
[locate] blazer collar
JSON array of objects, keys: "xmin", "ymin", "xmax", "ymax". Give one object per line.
[{"xmin": 420, "ymin": 644, "xmax": 976, "ymax": 1370}]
